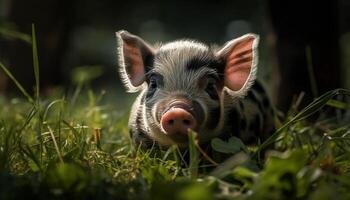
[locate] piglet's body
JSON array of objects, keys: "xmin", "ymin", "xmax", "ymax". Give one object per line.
[{"xmin": 116, "ymin": 31, "xmax": 275, "ymax": 149}]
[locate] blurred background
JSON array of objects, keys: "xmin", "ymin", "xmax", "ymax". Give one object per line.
[{"xmin": 0, "ymin": 0, "xmax": 349, "ymax": 112}]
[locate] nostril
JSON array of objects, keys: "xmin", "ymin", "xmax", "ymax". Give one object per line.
[
  {"xmin": 183, "ymin": 119, "xmax": 191, "ymax": 125},
  {"xmin": 168, "ymin": 119, "xmax": 174, "ymax": 125}
]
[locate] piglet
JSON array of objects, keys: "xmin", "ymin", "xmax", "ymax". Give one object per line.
[{"xmin": 116, "ymin": 31, "xmax": 275, "ymax": 149}]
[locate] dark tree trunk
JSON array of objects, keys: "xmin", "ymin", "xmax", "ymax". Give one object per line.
[
  {"xmin": 268, "ymin": 0, "xmax": 341, "ymax": 112},
  {"xmin": 1, "ymin": 0, "xmax": 76, "ymax": 94}
]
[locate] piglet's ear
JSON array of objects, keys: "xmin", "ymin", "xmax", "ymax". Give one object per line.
[
  {"xmin": 217, "ymin": 34, "xmax": 259, "ymax": 97},
  {"xmin": 116, "ymin": 30, "xmax": 155, "ymax": 92}
]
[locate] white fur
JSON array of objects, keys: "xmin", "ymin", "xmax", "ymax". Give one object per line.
[
  {"xmin": 216, "ymin": 33, "xmax": 259, "ymax": 98},
  {"xmin": 159, "ymin": 40, "xmax": 208, "ymax": 52},
  {"xmin": 116, "ymin": 31, "xmax": 146, "ymax": 93}
]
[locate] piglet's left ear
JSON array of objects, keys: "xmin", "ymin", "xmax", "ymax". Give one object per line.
[{"xmin": 217, "ymin": 34, "xmax": 259, "ymax": 97}]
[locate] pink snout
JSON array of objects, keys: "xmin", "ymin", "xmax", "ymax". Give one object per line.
[{"xmin": 160, "ymin": 108, "xmax": 197, "ymax": 135}]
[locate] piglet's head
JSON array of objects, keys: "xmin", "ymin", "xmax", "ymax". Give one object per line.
[{"xmin": 116, "ymin": 30, "xmax": 259, "ymax": 146}]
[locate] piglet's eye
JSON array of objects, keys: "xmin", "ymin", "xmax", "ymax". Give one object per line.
[
  {"xmin": 149, "ymin": 77, "xmax": 158, "ymax": 89},
  {"xmin": 205, "ymin": 78, "xmax": 219, "ymax": 100},
  {"xmin": 146, "ymin": 75, "xmax": 162, "ymax": 98}
]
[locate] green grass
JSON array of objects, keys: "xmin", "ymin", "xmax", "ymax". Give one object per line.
[{"xmin": 1, "ymin": 25, "xmax": 350, "ymax": 200}]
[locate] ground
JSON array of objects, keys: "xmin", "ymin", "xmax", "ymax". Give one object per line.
[{"xmin": 0, "ymin": 84, "xmax": 350, "ymax": 200}]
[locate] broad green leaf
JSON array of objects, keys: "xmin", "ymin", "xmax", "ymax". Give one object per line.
[
  {"xmin": 250, "ymin": 150, "xmax": 309, "ymax": 200},
  {"xmin": 211, "ymin": 137, "xmax": 245, "ymax": 154}
]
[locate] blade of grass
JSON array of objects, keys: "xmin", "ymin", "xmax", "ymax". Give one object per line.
[
  {"xmin": 57, "ymin": 98, "xmax": 64, "ymax": 151},
  {"xmin": 188, "ymin": 130, "xmax": 199, "ymax": 179},
  {"xmin": 306, "ymin": 46, "xmax": 318, "ymax": 98},
  {"xmin": 195, "ymin": 140, "xmax": 218, "ymax": 166},
  {"xmin": 326, "ymin": 99, "xmax": 350, "ymax": 110},
  {"xmin": 19, "ymin": 144, "xmax": 43, "ymax": 172},
  {"xmin": 43, "ymin": 99, "xmax": 65, "ymax": 121},
  {"xmin": 19, "ymin": 106, "xmax": 37, "ymax": 132},
  {"xmin": 47, "ymin": 125, "xmax": 64, "ymax": 163},
  {"xmin": 31, "ymin": 24, "xmax": 40, "ymax": 101},
  {"xmin": 175, "ymin": 146, "xmax": 189, "ymax": 169},
  {"xmin": 62, "ymin": 120, "xmax": 80, "ymax": 141},
  {"xmin": 0, "ymin": 27, "xmax": 32, "ymax": 44},
  {"xmin": 62, "ymin": 120, "xmax": 90, "ymax": 158},
  {"xmin": 31, "ymin": 24, "xmax": 44, "ymax": 164},
  {"xmin": 0, "ymin": 61, "xmax": 34, "ymax": 103}
]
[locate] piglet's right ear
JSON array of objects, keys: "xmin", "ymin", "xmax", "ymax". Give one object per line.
[{"xmin": 116, "ymin": 30, "xmax": 155, "ymax": 92}]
